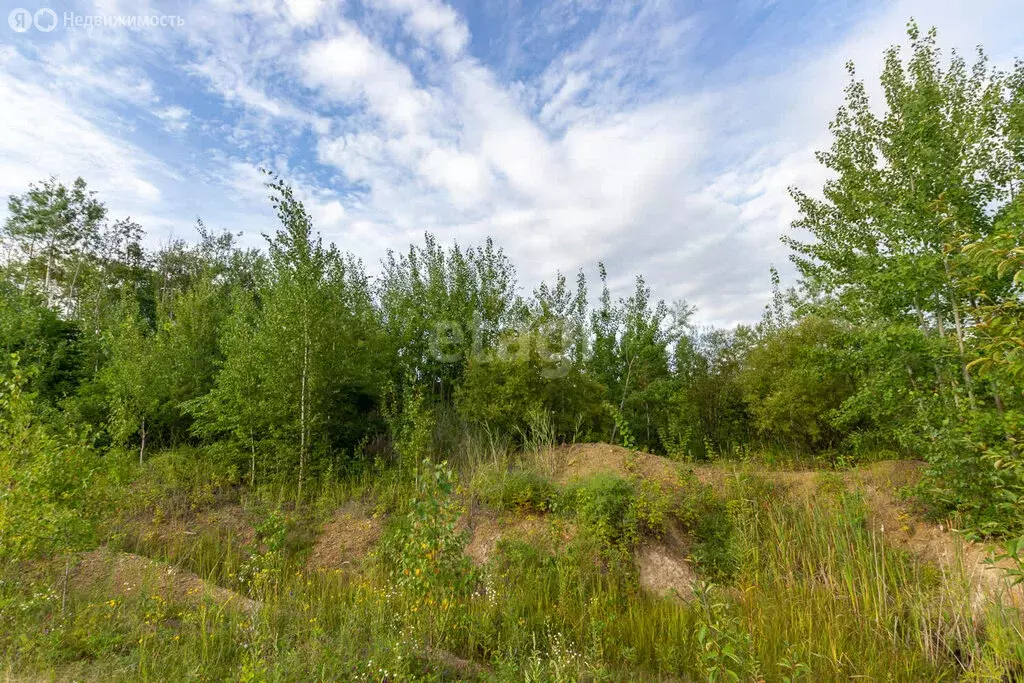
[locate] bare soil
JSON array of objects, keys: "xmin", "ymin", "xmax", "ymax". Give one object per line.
[
  {"xmin": 636, "ymin": 519, "xmax": 697, "ymax": 600},
  {"xmin": 547, "ymin": 442, "xmax": 685, "ymax": 490},
  {"xmin": 306, "ymin": 502, "xmax": 383, "ymax": 572},
  {"xmin": 463, "ymin": 510, "xmax": 576, "ymax": 566},
  {"xmin": 70, "ymin": 548, "xmax": 259, "ymax": 614},
  {"xmin": 540, "ymin": 443, "xmax": 1024, "ymax": 611}
]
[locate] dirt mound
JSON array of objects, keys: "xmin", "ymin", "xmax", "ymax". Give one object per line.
[
  {"xmin": 127, "ymin": 503, "xmax": 256, "ymax": 548},
  {"xmin": 464, "ymin": 511, "xmax": 576, "ymax": 565},
  {"xmin": 547, "ymin": 443, "xmax": 686, "ymax": 489},
  {"xmin": 71, "ymin": 548, "xmax": 258, "ymax": 614},
  {"xmin": 307, "ymin": 503, "xmax": 383, "ymax": 572},
  {"xmin": 694, "ymin": 459, "xmax": 1022, "ymax": 613},
  {"xmin": 846, "ymin": 462, "xmax": 1023, "ymax": 613},
  {"xmin": 636, "ymin": 520, "xmax": 697, "ymax": 600},
  {"xmin": 547, "ymin": 445, "xmax": 1022, "ymax": 611}
]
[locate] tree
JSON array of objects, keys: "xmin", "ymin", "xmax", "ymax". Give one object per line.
[
  {"xmin": 740, "ymin": 316, "xmax": 857, "ymax": 454},
  {"xmin": 99, "ymin": 302, "xmax": 163, "ymax": 462},
  {"xmin": 3, "ymin": 177, "xmax": 106, "ymax": 311},
  {"xmin": 785, "ymin": 24, "xmax": 1011, "ymax": 400},
  {"xmin": 783, "ymin": 24, "xmax": 1024, "ymax": 529},
  {"xmin": 185, "ymin": 290, "xmax": 266, "ymax": 485},
  {"xmin": 378, "ymin": 234, "xmax": 522, "ymax": 403},
  {"xmin": 191, "ymin": 176, "xmax": 386, "ymax": 497},
  {"xmin": 587, "ymin": 267, "xmax": 677, "ymax": 452},
  {"xmin": 0, "ymin": 355, "xmax": 100, "ymax": 564}
]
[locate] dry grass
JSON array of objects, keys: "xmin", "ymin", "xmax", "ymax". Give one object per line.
[{"xmin": 70, "ymin": 548, "xmax": 259, "ymax": 615}]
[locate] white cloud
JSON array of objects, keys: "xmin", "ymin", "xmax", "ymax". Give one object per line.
[
  {"xmin": 300, "ymin": 24, "xmax": 436, "ymax": 135},
  {"xmin": 284, "ymin": 0, "xmax": 326, "ymax": 27},
  {"xmin": 156, "ymin": 105, "xmax": 191, "ymax": 133},
  {"xmin": 0, "ymin": 66, "xmax": 163, "ymax": 206},
  {"xmin": 3, "ymin": 0, "xmax": 1024, "ymax": 328},
  {"xmin": 369, "ymin": 0, "xmax": 469, "ymax": 58}
]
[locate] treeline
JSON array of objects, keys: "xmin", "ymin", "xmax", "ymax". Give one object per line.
[
  {"xmin": 0, "ymin": 175, "xmax": 750, "ymax": 474},
  {"xmin": 1, "ymin": 24, "xmax": 1022, "ymax": 536}
]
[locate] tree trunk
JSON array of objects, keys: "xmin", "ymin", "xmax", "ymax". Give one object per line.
[
  {"xmin": 610, "ymin": 356, "xmax": 635, "ymax": 445},
  {"xmin": 61, "ymin": 552, "xmax": 70, "ymax": 613},
  {"xmin": 250, "ymin": 430, "xmax": 257, "ymax": 487},
  {"xmin": 65, "ymin": 255, "xmax": 84, "ymax": 315},
  {"xmin": 298, "ymin": 324, "xmax": 309, "ymax": 505},
  {"xmin": 44, "ymin": 245, "xmax": 55, "ymax": 308},
  {"xmin": 943, "ymin": 255, "xmax": 975, "ymax": 408},
  {"xmin": 139, "ymin": 417, "xmax": 147, "ymax": 465},
  {"xmin": 22, "ymin": 241, "xmax": 35, "ymax": 289}
]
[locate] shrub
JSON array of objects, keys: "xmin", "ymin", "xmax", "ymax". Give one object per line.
[
  {"xmin": 564, "ymin": 473, "xmax": 669, "ymax": 551},
  {"xmin": 379, "ymin": 460, "xmax": 474, "ymax": 604},
  {"xmin": 0, "ymin": 355, "xmax": 102, "ymax": 561},
  {"xmin": 674, "ymin": 473, "xmax": 741, "ymax": 583},
  {"xmin": 473, "ymin": 466, "xmax": 559, "ymax": 513}
]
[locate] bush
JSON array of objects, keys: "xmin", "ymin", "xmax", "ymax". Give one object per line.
[
  {"xmin": 911, "ymin": 401, "xmax": 1024, "ymax": 537},
  {"xmin": 473, "ymin": 466, "xmax": 559, "ymax": 513},
  {"xmin": 673, "ymin": 472, "xmax": 741, "ymax": 582},
  {"xmin": 563, "ymin": 473, "xmax": 669, "ymax": 550},
  {"xmin": 740, "ymin": 316, "xmax": 857, "ymax": 454},
  {"xmin": 0, "ymin": 355, "xmax": 103, "ymax": 561},
  {"xmin": 378, "ymin": 460, "xmax": 474, "ymax": 604}
]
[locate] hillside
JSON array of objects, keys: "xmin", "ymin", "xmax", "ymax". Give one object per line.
[{"xmin": 4, "ymin": 443, "xmax": 1022, "ymax": 681}]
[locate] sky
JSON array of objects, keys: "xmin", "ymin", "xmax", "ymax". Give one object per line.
[{"xmin": 1, "ymin": 0, "xmax": 1023, "ymax": 326}]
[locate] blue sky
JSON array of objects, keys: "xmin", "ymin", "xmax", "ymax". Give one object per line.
[{"xmin": 2, "ymin": 0, "xmax": 1023, "ymax": 324}]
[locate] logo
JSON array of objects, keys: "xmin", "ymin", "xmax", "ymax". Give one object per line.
[
  {"xmin": 8, "ymin": 6, "xmax": 57, "ymax": 32},
  {"xmin": 34, "ymin": 8, "xmax": 57, "ymax": 32},
  {"xmin": 6, "ymin": 7, "xmax": 185, "ymax": 32},
  {"xmin": 8, "ymin": 7, "xmax": 31, "ymax": 32}
]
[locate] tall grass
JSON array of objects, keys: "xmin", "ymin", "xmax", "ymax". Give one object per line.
[{"xmin": 1, "ymin": 448, "xmax": 1022, "ymax": 680}]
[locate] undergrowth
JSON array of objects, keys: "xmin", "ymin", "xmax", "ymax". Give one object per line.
[{"xmin": 1, "ymin": 446, "xmax": 1023, "ymax": 681}]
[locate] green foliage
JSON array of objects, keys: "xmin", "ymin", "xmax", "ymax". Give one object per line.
[
  {"xmin": 383, "ymin": 386, "xmax": 434, "ymax": 472},
  {"xmin": 188, "ymin": 176, "xmax": 387, "ymax": 494},
  {"xmin": 665, "ymin": 326, "xmax": 753, "ymax": 459},
  {"xmin": 2, "ymin": 453, "xmax": 1023, "ymax": 680},
  {"xmin": 780, "ymin": 24, "xmax": 1024, "ymax": 530},
  {"xmin": 988, "ymin": 536, "xmax": 1024, "ymax": 588},
  {"xmin": 456, "ymin": 355, "xmax": 539, "ymax": 437},
  {"xmin": 604, "ymin": 401, "xmax": 636, "ymax": 450},
  {"xmin": 0, "ymin": 282, "xmax": 85, "ymax": 403},
  {"xmin": 587, "ymin": 266, "xmax": 682, "ymax": 452},
  {"xmin": 740, "ymin": 316, "xmax": 857, "ymax": 453},
  {"xmin": 239, "ymin": 510, "xmax": 288, "ymax": 599},
  {"xmin": 378, "ymin": 233, "xmax": 522, "ymax": 401},
  {"xmin": 693, "ymin": 583, "xmax": 762, "ymax": 682},
  {"xmin": 2, "ymin": 177, "xmax": 106, "ymax": 312},
  {"xmin": 563, "ymin": 473, "xmax": 669, "ymax": 551},
  {"xmin": 383, "ymin": 460, "xmax": 473, "ymax": 611},
  {"xmin": 0, "ymin": 355, "xmax": 101, "ymax": 560},
  {"xmin": 5, "ymin": 21, "xmax": 1024, "ymax": 681},
  {"xmin": 472, "ymin": 466, "xmax": 559, "ymax": 513},
  {"xmin": 912, "ymin": 402, "xmax": 1024, "ymax": 536},
  {"xmin": 453, "ymin": 269, "xmax": 608, "ymax": 445}
]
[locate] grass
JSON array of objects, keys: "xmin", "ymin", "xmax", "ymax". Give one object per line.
[{"xmin": 1, "ymin": 445, "xmax": 1023, "ymax": 680}]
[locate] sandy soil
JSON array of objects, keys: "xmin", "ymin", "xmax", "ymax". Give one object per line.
[
  {"xmin": 306, "ymin": 502, "xmax": 383, "ymax": 572},
  {"xmin": 70, "ymin": 548, "xmax": 259, "ymax": 615}
]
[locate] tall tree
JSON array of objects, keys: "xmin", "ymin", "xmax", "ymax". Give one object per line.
[
  {"xmin": 191, "ymin": 177, "xmax": 385, "ymax": 496},
  {"xmin": 3, "ymin": 177, "xmax": 106, "ymax": 311}
]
